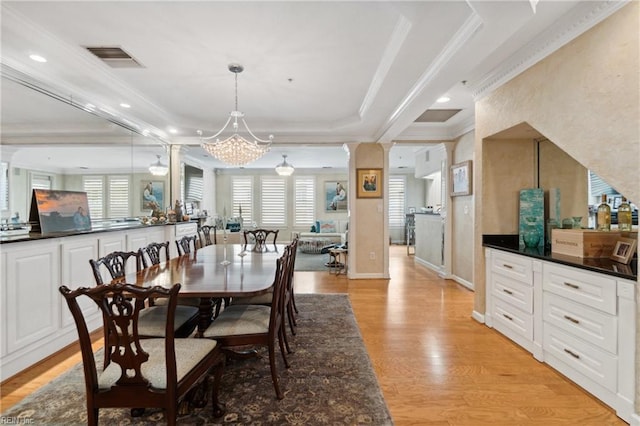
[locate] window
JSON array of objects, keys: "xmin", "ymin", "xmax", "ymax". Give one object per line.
[
  {"xmin": 294, "ymin": 177, "xmax": 315, "ymax": 226},
  {"xmin": 260, "ymin": 177, "xmax": 286, "ymax": 226},
  {"xmin": 31, "ymin": 173, "xmax": 52, "ymax": 190},
  {"xmin": 83, "ymin": 176, "xmax": 104, "ymax": 220},
  {"xmin": 108, "ymin": 176, "xmax": 130, "ymax": 219},
  {"xmin": 184, "ymin": 165, "xmax": 203, "ymax": 201},
  {"xmin": 232, "ymin": 176, "xmax": 253, "ymax": 225},
  {"xmin": 0, "ymin": 162, "xmax": 8, "ymax": 211},
  {"xmin": 388, "ymin": 175, "xmax": 406, "ymax": 227}
]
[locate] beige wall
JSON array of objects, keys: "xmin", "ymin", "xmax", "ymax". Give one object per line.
[
  {"xmin": 451, "ymin": 131, "xmax": 475, "ymax": 284},
  {"xmin": 474, "ymin": 2, "xmax": 639, "ymax": 411}
]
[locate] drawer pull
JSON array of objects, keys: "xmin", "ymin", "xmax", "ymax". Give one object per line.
[
  {"xmin": 563, "ymin": 282, "xmax": 580, "ymax": 290},
  {"xmin": 502, "ymin": 264, "xmax": 513, "ymax": 269},
  {"xmin": 563, "ymin": 315, "xmax": 580, "ymax": 324},
  {"xmin": 503, "ymin": 313, "xmax": 513, "ymax": 321},
  {"xmin": 564, "ymin": 348, "xmax": 580, "ymax": 359},
  {"xmin": 502, "ymin": 289, "xmax": 513, "ymax": 295}
]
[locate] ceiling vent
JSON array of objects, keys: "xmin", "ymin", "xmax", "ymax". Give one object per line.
[
  {"xmin": 415, "ymin": 109, "xmax": 462, "ymax": 123},
  {"xmin": 85, "ymin": 46, "xmax": 144, "ymax": 68}
]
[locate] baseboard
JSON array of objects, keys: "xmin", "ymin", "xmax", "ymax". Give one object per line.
[
  {"xmin": 472, "ymin": 310, "xmax": 485, "ymax": 324},
  {"xmin": 452, "ymin": 275, "xmax": 474, "ymax": 290}
]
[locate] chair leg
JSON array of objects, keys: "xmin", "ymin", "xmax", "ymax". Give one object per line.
[
  {"xmin": 290, "ymin": 290, "xmax": 299, "ymax": 314},
  {"xmin": 281, "ymin": 322, "xmax": 293, "ymax": 355},
  {"xmin": 166, "ymin": 403, "xmax": 178, "ymax": 426},
  {"xmin": 211, "ymin": 356, "xmax": 226, "ymax": 418},
  {"xmin": 278, "ymin": 327, "xmax": 291, "ymax": 367},
  {"xmin": 287, "ymin": 302, "xmax": 297, "ymax": 336},
  {"xmin": 268, "ymin": 343, "xmax": 284, "ymax": 400},
  {"xmin": 88, "ymin": 407, "xmax": 99, "ymax": 426}
]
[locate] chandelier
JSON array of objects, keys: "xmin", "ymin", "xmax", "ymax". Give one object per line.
[
  {"xmin": 148, "ymin": 155, "xmax": 169, "ymax": 176},
  {"xmin": 275, "ymin": 154, "xmax": 295, "ymax": 176},
  {"xmin": 198, "ymin": 63, "xmax": 273, "ymax": 166}
]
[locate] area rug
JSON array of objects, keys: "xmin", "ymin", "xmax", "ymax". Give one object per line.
[
  {"xmin": 1, "ymin": 294, "xmax": 393, "ymax": 425},
  {"xmin": 293, "ymin": 250, "xmax": 332, "ymax": 271}
]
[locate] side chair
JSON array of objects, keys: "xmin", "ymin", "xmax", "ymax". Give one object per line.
[
  {"xmin": 176, "ymin": 235, "xmax": 199, "ymax": 256},
  {"xmin": 89, "ymin": 250, "xmax": 144, "ymax": 285},
  {"xmin": 202, "ymin": 249, "xmax": 291, "ymax": 399},
  {"xmin": 199, "ymin": 225, "xmax": 217, "ymax": 247},
  {"xmin": 243, "ymin": 228, "xmax": 279, "ymax": 251},
  {"xmin": 59, "ymin": 282, "xmax": 225, "ymax": 425}
]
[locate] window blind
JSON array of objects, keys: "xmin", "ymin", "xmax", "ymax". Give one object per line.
[
  {"xmin": 294, "ymin": 177, "xmax": 315, "ymax": 226},
  {"xmin": 108, "ymin": 176, "xmax": 130, "ymax": 219},
  {"xmin": 83, "ymin": 176, "xmax": 104, "ymax": 220},
  {"xmin": 31, "ymin": 173, "xmax": 52, "ymax": 190},
  {"xmin": 0, "ymin": 163, "xmax": 8, "ymax": 211},
  {"xmin": 232, "ymin": 176, "xmax": 253, "ymax": 225},
  {"xmin": 389, "ymin": 175, "xmax": 406, "ymax": 227},
  {"xmin": 261, "ymin": 177, "xmax": 286, "ymax": 226}
]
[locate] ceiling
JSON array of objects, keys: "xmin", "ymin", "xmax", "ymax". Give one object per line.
[{"xmin": 0, "ymin": 1, "xmax": 622, "ymax": 172}]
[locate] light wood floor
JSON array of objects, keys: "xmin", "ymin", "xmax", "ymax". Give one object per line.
[{"xmin": 0, "ymin": 246, "xmax": 626, "ymax": 425}]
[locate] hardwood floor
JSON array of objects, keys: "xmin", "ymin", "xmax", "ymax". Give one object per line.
[{"xmin": 0, "ymin": 246, "xmax": 625, "ymax": 424}]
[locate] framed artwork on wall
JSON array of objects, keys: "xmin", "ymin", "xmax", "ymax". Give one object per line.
[
  {"xmin": 29, "ymin": 189, "xmax": 91, "ymax": 233},
  {"xmin": 450, "ymin": 160, "xmax": 472, "ymax": 196},
  {"xmin": 141, "ymin": 180, "xmax": 165, "ymax": 211},
  {"xmin": 325, "ymin": 181, "xmax": 347, "ymax": 212},
  {"xmin": 356, "ymin": 168, "xmax": 382, "ymax": 198}
]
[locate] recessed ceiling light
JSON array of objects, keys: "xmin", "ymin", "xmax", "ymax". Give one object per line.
[
  {"xmin": 436, "ymin": 96, "xmax": 450, "ymax": 103},
  {"xmin": 29, "ymin": 54, "xmax": 47, "ymax": 63},
  {"xmin": 120, "ymin": 103, "xmax": 131, "ymax": 108},
  {"xmin": 168, "ymin": 127, "xmax": 178, "ymax": 134}
]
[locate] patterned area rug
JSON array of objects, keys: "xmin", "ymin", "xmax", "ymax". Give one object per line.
[
  {"xmin": 293, "ymin": 250, "xmax": 332, "ymax": 271},
  {"xmin": 2, "ymin": 294, "xmax": 393, "ymax": 425}
]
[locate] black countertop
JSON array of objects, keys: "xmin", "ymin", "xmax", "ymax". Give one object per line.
[{"xmin": 483, "ymin": 234, "xmax": 637, "ymax": 281}]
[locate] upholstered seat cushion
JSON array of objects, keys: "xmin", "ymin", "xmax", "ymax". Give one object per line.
[
  {"xmin": 230, "ymin": 290, "xmax": 273, "ymax": 306},
  {"xmin": 98, "ymin": 338, "xmax": 218, "ymax": 390},
  {"xmin": 153, "ymin": 296, "xmax": 202, "ymax": 307},
  {"xmin": 137, "ymin": 305, "xmax": 199, "ymax": 337},
  {"xmin": 202, "ymin": 305, "xmax": 270, "ymax": 337}
]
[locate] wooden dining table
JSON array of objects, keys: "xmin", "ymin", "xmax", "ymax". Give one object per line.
[{"xmin": 128, "ymin": 243, "xmax": 284, "ymax": 334}]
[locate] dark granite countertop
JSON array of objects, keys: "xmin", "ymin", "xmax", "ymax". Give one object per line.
[
  {"xmin": 0, "ymin": 221, "xmax": 196, "ymax": 244},
  {"xmin": 483, "ymin": 234, "xmax": 637, "ymax": 281}
]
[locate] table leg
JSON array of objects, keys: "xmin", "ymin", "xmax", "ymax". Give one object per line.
[{"xmin": 196, "ymin": 297, "xmax": 214, "ymax": 337}]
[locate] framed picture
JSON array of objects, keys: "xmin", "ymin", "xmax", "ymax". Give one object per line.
[
  {"xmin": 610, "ymin": 237, "xmax": 637, "ymax": 264},
  {"xmin": 141, "ymin": 180, "xmax": 165, "ymax": 211},
  {"xmin": 29, "ymin": 189, "xmax": 92, "ymax": 233},
  {"xmin": 356, "ymin": 168, "xmax": 382, "ymax": 198},
  {"xmin": 325, "ymin": 181, "xmax": 347, "ymax": 212},
  {"xmin": 450, "ymin": 160, "xmax": 472, "ymax": 196},
  {"xmin": 612, "ymin": 196, "xmax": 622, "ymax": 210}
]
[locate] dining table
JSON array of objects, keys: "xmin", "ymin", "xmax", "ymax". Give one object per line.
[{"xmin": 128, "ymin": 243, "xmax": 284, "ymax": 334}]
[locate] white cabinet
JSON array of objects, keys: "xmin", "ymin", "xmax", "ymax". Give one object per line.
[
  {"xmin": 169, "ymin": 222, "xmax": 198, "ymax": 257},
  {"xmin": 485, "ymin": 249, "xmax": 542, "ymax": 357},
  {"xmin": 485, "ymin": 247, "xmax": 636, "ymax": 424}
]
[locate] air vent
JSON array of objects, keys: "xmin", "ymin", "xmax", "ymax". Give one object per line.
[
  {"xmin": 85, "ymin": 46, "xmax": 144, "ymax": 68},
  {"xmin": 415, "ymin": 109, "xmax": 462, "ymax": 123}
]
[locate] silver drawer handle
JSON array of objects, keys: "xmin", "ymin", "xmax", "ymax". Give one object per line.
[
  {"xmin": 564, "ymin": 348, "xmax": 580, "ymax": 359},
  {"xmin": 503, "ymin": 289, "xmax": 513, "ymax": 295},
  {"xmin": 563, "ymin": 282, "xmax": 580, "ymax": 290},
  {"xmin": 502, "ymin": 264, "xmax": 513, "ymax": 269},
  {"xmin": 503, "ymin": 313, "xmax": 513, "ymax": 321},
  {"xmin": 563, "ymin": 315, "xmax": 580, "ymax": 324}
]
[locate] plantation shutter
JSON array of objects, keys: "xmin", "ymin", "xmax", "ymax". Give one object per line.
[
  {"xmin": 31, "ymin": 174, "xmax": 52, "ymax": 190},
  {"xmin": 261, "ymin": 177, "xmax": 286, "ymax": 226},
  {"xmin": 388, "ymin": 175, "xmax": 406, "ymax": 227},
  {"xmin": 83, "ymin": 176, "xmax": 104, "ymax": 220},
  {"xmin": 108, "ymin": 176, "xmax": 130, "ymax": 219},
  {"xmin": 294, "ymin": 177, "xmax": 315, "ymax": 226},
  {"xmin": 232, "ymin": 176, "xmax": 253, "ymax": 226},
  {"xmin": 0, "ymin": 163, "xmax": 8, "ymax": 211}
]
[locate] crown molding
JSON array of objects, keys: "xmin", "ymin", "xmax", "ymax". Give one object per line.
[{"xmin": 467, "ymin": 0, "xmax": 629, "ymax": 100}]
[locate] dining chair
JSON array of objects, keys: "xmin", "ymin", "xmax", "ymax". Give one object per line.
[
  {"xmin": 202, "ymin": 249, "xmax": 291, "ymax": 399},
  {"xmin": 198, "ymin": 225, "xmax": 217, "ymax": 247},
  {"xmin": 90, "ymin": 250, "xmax": 200, "ymax": 368},
  {"xmin": 243, "ymin": 228, "xmax": 279, "ymax": 251},
  {"xmin": 59, "ymin": 282, "xmax": 225, "ymax": 425},
  {"xmin": 176, "ymin": 235, "xmax": 199, "ymax": 256},
  {"xmin": 141, "ymin": 241, "xmax": 171, "ymax": 268}
]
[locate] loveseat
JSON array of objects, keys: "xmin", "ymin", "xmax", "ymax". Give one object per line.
[{"xmin": 295, "ymin": 219, "xmax": 348, "ymax": 245}]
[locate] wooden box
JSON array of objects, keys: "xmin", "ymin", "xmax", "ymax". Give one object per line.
[{"xmin": 551, "ymin": 229, "xmax": 621, "ymax": 258}]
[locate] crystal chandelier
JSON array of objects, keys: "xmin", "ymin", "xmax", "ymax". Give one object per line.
[
  {"xmin": 275, "ymin": 154, "xmax": 295, "ymax": 176},
  {"xmin": 148, "ymin": 155, "xmax": 169, "ymax": 176},
  {"xmin": 198, "ymin": 63, "xmax": 273, "ymax": 166}
]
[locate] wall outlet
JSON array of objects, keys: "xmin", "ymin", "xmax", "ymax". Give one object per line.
[{"xmin": 369, "ymin": 251, "xmax": 375, "ymax": 260}]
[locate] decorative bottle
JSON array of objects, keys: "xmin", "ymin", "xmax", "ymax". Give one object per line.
[
  {"xmin": 617, "ymin": 197, "xmax": 632, "ymax": 231},
  {"xmin": 596, "ymin": 194, "xmax": 611, "ymax": 231}
]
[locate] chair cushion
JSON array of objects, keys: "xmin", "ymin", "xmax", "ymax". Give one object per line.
[
  {"xmin": 230, "ymin": 290, "xmax": 273, "ymax": 306},
  {"xmin": 98, "ymin": 338, "xmax": 218, "ymax": 390},
  {"xmin": 202, "ymin": 305, "xmax": 270, "ymax": 338},
  {"xmin": 137, "ymin": 305, "xmax": 199, "ymax": 337},
  {"xmin": 154, "ymin": 297, "xmax": 202, "ymax": 307}
]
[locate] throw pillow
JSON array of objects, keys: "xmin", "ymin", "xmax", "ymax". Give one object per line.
[{"xmin": 318, "ymin": 219, "xmax": 337, "ymax": 233}]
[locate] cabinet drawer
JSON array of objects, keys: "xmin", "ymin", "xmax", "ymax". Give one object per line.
[
  {"xmin": 174, "ymin": 223, "xmax": 198, "ymax": 238},
  {"xmin": 543, "ymin": 263, "xmax": 616, "ymax": 315},
  {"xmin": 491, "ymin": 251, "xmax": 532, "ymax": 285},
  {"xmin": 543, "ymin": 293, "xmax": 616, "ymax": 354},
  {"xmin": 543, "ymin": 324, "xmax": 617, "ymax": 392},
  {"xmin": 492, "ymin": 297, "xmax": 533, "ymax": 341},
  {"xmin": 493, "ymin": 274, "xmax": 533, "ymax": 314}
]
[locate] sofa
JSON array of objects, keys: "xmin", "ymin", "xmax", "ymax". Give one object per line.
[{"xmin": 296, "ymin": 219, "xmax": 348, "ymax": 245}]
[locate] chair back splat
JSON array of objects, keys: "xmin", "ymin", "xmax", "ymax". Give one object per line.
[
  {"xmin": 59, "ymin": 282, "xmax": 225, "ymax": 425},
  {"xmin": 243, "ymin": 228, "xmax": 279, "ymax": 251},
  {"xmin": 176, "ymin": 235, "xmax": 199, "ymax": 256},
  {"xmin": 199, "ymin": 225, "xmax": 217, "ymax": 247},
  {"xmin": 89, "ymin": 250, "xmax": 144, "ymax": 285},
  {"xmin": 142, "ymin": 241, "xmax": 171, "ymax": 267}
]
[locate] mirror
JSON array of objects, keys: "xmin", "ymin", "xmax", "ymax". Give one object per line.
[{"xmin": 0, "ymin": 72, "xmax": 169, "ymax": 223}]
